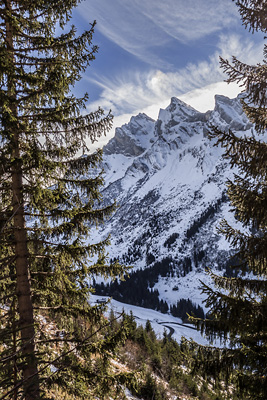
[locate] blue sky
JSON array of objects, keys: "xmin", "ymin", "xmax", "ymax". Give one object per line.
[{"xmin": 71, "ymin": 0, "xmax": 264, "ymax": 145}]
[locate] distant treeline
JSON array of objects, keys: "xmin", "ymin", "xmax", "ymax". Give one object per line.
[
  {"xmin": 94, "ymin": 256, "xmax": 205, "ymax": 321},
  {"xmin": 185, "ymin": 193, "xmax": 228, "ymax": 241},
  {"xmin": 170, "ymin": 299, "xmax": 205, "ymax": 322},
  {"xmin": 94, "ymin": 193, "xmax": 231, "ymax": 324}
]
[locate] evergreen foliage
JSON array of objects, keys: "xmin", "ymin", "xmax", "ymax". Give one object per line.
[
  {"xmin": 164, "ymin": 232, "xmax": 179, "ymax": 248},
  {"xmin": 119, "ymin": 313, "xmax": 231, "ymax": 400},
  {"xmin": 94, "ymin": 259, "xmax": 206, "ymax": 319},
  {"xmin": 95, "ymin": 281, "xmax": 206, "ymax": 322},
  {"xmin": 190, "ymin": 1, "xmax": 267, "ymax": 398},
  {"xmin": 170, "ymin": 299, "xmax": 205, "ymax": 322},
  {"xmin": 0, "ymin": 1, "xmax": 127, "ymax": 399},
  {"xmin": 185, "ymin": 194, "xmax": 227, "ymax": 241}
]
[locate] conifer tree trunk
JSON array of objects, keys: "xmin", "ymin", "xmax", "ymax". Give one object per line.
[
  {"xmin": 6, "ymin": 0, "xmax": 40, "ymax": 398},
  {"xmin": 0, "ymin": 0, "xmax": 128, "ymax": 397},
  {"xmin": 11, "ymin": 140, "xmax": 40, "ymax": 399}
]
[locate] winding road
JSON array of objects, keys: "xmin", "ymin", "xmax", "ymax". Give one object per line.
[{"xmin": 158, "ymin": 320, "xmax": 197, "ymax": 338}]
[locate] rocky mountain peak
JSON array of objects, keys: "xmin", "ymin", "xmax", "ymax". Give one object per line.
[
  {"xmin": 212, "ymin": 93, "xmax": 252, "ymax": 131},
  {"xmin": 166, "ymin": 96, "xmax": 198, "ymax": 117},
  {"xmin": 91, "ymin": 93, "xmax": 254, "ymax": 312},
  {"xmin": 156, "ymin": 97, "xmax": 199, "ymax": 137},
  {"xmin": 103, "ymin": 112, "xmax": 155, "ymax": 157}
]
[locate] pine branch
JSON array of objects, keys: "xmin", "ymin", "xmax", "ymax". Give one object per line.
[{"xmin": 0, "ymin": 315, "xmax": 123, "ymax": 400}]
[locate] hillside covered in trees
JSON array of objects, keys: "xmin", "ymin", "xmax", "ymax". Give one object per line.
[{"xmin": 0, "ymin": 0, "xmax": 267, "ymax": 399}]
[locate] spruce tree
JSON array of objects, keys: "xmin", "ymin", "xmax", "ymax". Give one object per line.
[
  {"xmin": 0, "ymin": 1, "xmax": 128, "ymax": 399},
  {"xmin": 189, "ymin": 1, "xmax": 267, "ymax": 398}
]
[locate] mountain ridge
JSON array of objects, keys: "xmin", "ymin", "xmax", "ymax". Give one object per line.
[{"xmin": 91, "ymin": 93, "xmax": 254, "ymax": 312}]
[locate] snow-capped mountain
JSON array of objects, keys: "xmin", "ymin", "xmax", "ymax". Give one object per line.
[{"xmin": 92, "ymin": 94, "xmax": 253, "ymax": 312}]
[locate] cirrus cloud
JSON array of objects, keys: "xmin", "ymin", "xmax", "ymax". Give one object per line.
[
  {"xmin": 86, "ymin": 34, "xmax": 263, "ymax": 117},
  {"xmin": 78, "ymin": 0, "xmax": 239, "ymax": 67}
]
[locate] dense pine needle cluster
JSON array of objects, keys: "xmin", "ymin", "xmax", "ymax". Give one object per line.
[
  {"xmin": 189, "ymin": 1, "xmax": 267, "ymax": 399},
  {"xmin": 0, "ymin": 1, "xmax": 128, "ymax": 399}
]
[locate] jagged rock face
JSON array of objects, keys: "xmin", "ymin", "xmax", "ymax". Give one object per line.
[
  {"xmin": 103, "ymin": 113, "xmax": 155, "ymax": 157},
  {"xmin": 212, "ymin": 94, "xmax": 253, "ymax": 131},
  {"xmin": 91, "ymin": 94, "xmax": 254, "ymax": 308}
]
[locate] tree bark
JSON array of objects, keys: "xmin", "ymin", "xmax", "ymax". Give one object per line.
[{"xmin": 5, "ymin": 1, "xmax": 40, "ymax": 398}]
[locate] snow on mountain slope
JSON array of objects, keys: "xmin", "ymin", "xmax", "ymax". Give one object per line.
[
  {"xmin": 90, "ymin": 94, "xmax": 254, "ymax": 312},
  {"xmin": 91, "ymin": 295, "xmax": 221, "ymax": 346},
  {"xmin": 104, "ymin": 113, "xmax": 155, "ymax": 157}
]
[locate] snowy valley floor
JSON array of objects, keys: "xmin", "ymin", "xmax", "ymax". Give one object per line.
[{"xmin": 91, "ymin": 295, "xmax": 222, "ymax": 347}]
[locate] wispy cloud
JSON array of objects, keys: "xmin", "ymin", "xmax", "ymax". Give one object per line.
[
  {"xmin": 137, "ymin": 0, "xmax": 239, "ymax": 42},
  {"xmin": 78, "ymin": 0, "xmax": 239, "ymax": 66},
  {"xmin": 86, "ymin": 34, "xmax": 263, "ymax": 117},
  {"xmin": 85, "ymin": 34, "xmax": 263, "ymax": 150},
  {"xmin": 89, "ymin": 80, "xmax": 243, "ymax": 151},
  {"xmin": 78, "ymin": 0, "xmax": 170, "ymax": 67}
]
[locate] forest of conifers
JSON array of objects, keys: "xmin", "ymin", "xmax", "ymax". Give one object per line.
[{"xmin": 0, "ymin": 0, "xmax": 266, "ymax": 399}]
